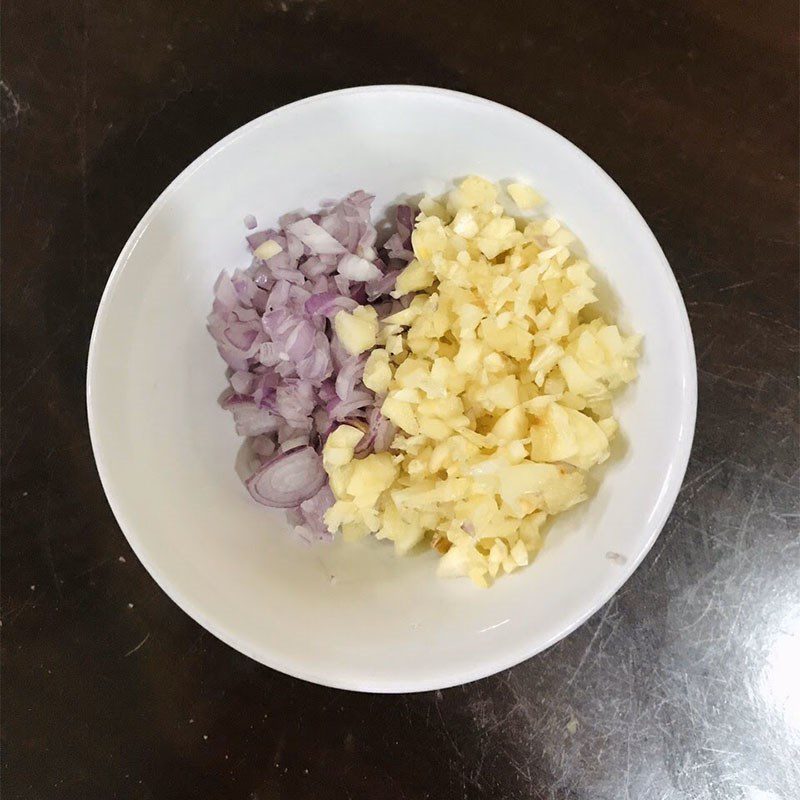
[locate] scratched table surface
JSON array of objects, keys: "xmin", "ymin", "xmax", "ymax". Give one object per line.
[{"xmin": 2, "ymin": 1, "xmax": 798, "ymax": 798}]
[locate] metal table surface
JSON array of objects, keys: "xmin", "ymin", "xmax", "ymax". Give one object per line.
[{"xmin": 2, "ymin": 1, "xmax": 798, "ymax": 798}]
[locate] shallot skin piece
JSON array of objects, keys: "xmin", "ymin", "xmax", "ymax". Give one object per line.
[{"xmin": 208, "ymin": 193, "xmax": 413, "ymax": 539}]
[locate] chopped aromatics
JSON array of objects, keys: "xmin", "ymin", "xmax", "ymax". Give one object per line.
[
  {"xmin": 507, "ymin": 181, "xmax": 544, "ymax": 210},
  {"xmin": 333, "ymin": 305, "xmax": 379, "ymax": 355},
  {"xmin": 322, "ymin": 176, "xmax": 639, "ymax": 585},
  {"xmin": 253, "ymin": 240, "xmax": 283, "ymax": 260},
  {"xmin": 208, "ymin": 195, "xmax": 414, "ymax": 539},
  {"xmin": 211, "ymin": 177, "xmax": 639, "ymax": 587}
]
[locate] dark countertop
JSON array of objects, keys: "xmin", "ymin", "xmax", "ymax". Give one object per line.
[{"xmin": 2, "ymin": 2, "xmax": 798, "ymax": 798}]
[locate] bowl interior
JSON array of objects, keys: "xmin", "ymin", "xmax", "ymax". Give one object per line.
[{"xmin": 88, "ymin": 86, "xmax": 695, "ymax": 692}]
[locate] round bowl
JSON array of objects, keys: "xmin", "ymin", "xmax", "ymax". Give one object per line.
[{"xmin": 87, "ymin": 85, "xmax": 696, "ymax": 692}]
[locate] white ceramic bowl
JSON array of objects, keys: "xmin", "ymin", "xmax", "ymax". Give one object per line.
[{"xmin": 87, "ymin": 86, "xmax": 696, "ymax": 692}]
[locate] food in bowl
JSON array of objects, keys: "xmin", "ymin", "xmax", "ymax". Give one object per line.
[{"xmin": 209, "ymin": 176, "xmax": 640, "ymax": 586}]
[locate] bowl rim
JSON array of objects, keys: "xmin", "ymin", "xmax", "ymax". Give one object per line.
[{"xmin": 87, "ymin": 84, "xmax": 697, "ymax": 693}]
